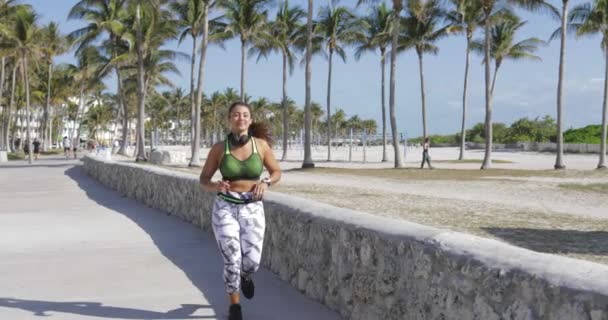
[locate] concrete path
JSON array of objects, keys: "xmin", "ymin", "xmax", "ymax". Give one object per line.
[{"xmin": 0, "ymin": 156, "xmax": 341, "ymax": 320}]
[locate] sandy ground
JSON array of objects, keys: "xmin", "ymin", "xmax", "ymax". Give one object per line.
[{"xmin": 113, "ymin": 146, "xmax": 608, "ymax": 265}]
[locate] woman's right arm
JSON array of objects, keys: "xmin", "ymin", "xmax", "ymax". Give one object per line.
[{"xmin": 200, "ymin": 143, "xmax": 225, "ymax": 192}]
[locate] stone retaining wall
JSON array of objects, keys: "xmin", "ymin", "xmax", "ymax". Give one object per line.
[{"xmin": 82, "ymin": 155, "xmax": 608, "ymax": 320}]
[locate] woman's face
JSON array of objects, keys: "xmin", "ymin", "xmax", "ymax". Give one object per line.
[{"xmin": 229, "ymin": 105, "xmax": 252, "ymax": 133}]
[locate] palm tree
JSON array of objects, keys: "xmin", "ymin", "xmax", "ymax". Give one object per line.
[
  {"xmin": 3, "ymin": 7, "xmax": 43, "ymax": 164},
  {"xmin": 569, "ymin": 0, "xmax": 608, "ymax": 169},
  {"xmin": 479, "ymin": 0, "xmax": 555, "ymax": 169},
  {"xmin": 252, "ymin": 0, "xmax": 304, "ymax": 161},
  {"xmin": 446, "ymin": 0, "xmax": 484, "ymax": 160},
  {"xmin": 554, "ymin": 0, "xmax": 571, "ymax": 169},
  {"xmin": 400, "ymin": 0, "xmax": 448, "ymax": 143},
  {"xmin": 2, "ymin": 58, "xmax": 18, "ymax": 152},
  {"xmin": 354, "ymin": 3, "xmax": 392, "ymax": 162},
  {"xmin": 171, "ymin": 0, "xmax": 205, "ymax": 156},
  {"xmin": 68, "ymin": 0, "xmax": 132, "ymax": 155},
  {"xmin": 221, "ymin": 0, "xmax": 271, "ymax": 100},
  {"xmin": 0, "ymin": 0, "xmax": 25, "ymax": 152},
  {"xmin": 69, "ymin": 47, "xmax": 106, "ymax": 153},
  {"xmin": 316, "ymin": 5, "xmax": 364, "ymax": 161},
  {"xmin": 171, "ymin": 0, "xmax": 217, "ymax": 166},
  {"xmin": 40, "ymin": 22, "xmax": 67, "ymax": 151},
  {"xmin": 473, "ymin": 15, "xmax": 544, "ymax": 97},
  {"xmin": 302, "ymin": 0, "xmax": 314, "ymax": 168},
  {"xmin": 358, "ymin": 0, "xmax": 404, "ymax": 168},
  {"xmin": 128, "ymin": 0, "xmax": 175, "ymax": 161}
]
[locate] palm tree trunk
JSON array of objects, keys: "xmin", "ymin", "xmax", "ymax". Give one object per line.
[
  {"xmin": 281, "ymin": 51, "xmax": 289, "ymax": 161},
  {"xmin": 116, "ymin": 68, "xmax": 129, "ymax": 155},
  {"xmin": 42, "ymin": 62, "xmax": 52, "ymax": 152},
  {"xmin": 326, "ymin": 49, "xmax": 333, "ymax": 161},
  {"xmin": 0, "ymin": 57, "xmax": 4, "ymax": 151},
  {"xmin": 555, "ymin": 0, "xmax": 568, "ymax": 169},
  {"xmin": 389, "ymin": 10, "xmax": 403, "ymax": 168},
  {"xmin": 302, "ymin": 0, "xmax": 314, "ymax": 168},
  {"xmin": 417, "ymin": 50, "xmax": 428, "ymax": 141},
  {"xmin": 598, "ymin": 47, "xmax": 608, "ymax": 169},
  {"xmin": 490, "ymin": 62, "xmax": 500, "ymax": 96},
  {"xmin": 6, "ymin": 64, "xmax": 17, "ymax": 153},
  {"xmin": 481, "ymin": 15, "xmax": 493, "ymax": 169},
  {"xmin": 240, "ymin": 39, "xmax": 246, "ymax": 100},
  {"xmin": 22, "ymin": 57, "xmax": 33, "ymax": 164},
  {"xmin": 190, "ymin": 3, "xmax": 209, "ymax": 167},
  {"xmin": 135, "ymin": 3, "xmax": 147, "ymax": 161},
  {"xmin": 459, "ymin": 35, "xmax": 471, "ymax": 160},
  {"xmin": 381, "ymin": 48, "xmax": 388, "ymax": 162},
  {"xmin": 72, "ymin": 81, "xmax": 86, "ymax": 158},
  {"xmin": 189, "ymin": 34, "xmax": 197, "ymax": 156}
]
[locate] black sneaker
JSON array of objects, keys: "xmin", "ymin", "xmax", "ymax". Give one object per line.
[
  {"xmin": 228, "ymin": 304, "xmax": 242, "ymax": 320},
  {"xmin": 241, "ymin": 275, "xmax": 255, "ymax": 299}
]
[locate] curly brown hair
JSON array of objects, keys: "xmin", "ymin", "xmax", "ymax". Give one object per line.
[{"xmin": 228, "ymin": 101, "xmax": 274, "ymax": 147}]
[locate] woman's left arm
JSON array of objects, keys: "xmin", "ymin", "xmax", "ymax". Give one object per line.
[
  {"xmin": 261, "ymin": 139, "xmax": 281, "ymax": 186},
  {"xmin": 252, "ymin": 139, "xmax": 281, "ymax": 200}
]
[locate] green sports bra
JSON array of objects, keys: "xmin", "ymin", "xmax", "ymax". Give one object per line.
[{"xmin": 219, "ymin": 137, "xmax": 264, "ymax": 181}]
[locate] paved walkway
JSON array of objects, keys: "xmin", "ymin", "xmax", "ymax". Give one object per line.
[{"xmin": 0, "ymin": 156, "xmax": 341, "ymax": 320}]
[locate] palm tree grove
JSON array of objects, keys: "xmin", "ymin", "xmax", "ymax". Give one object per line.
[{"xmin": 0, "ymin": 0, "xmax": 605, "ymax": 170}]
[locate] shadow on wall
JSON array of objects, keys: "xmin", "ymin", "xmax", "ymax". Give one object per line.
[
  {"xmin": 482, "ymin": 227, "xmax": 608, "ymax": 256},
  {"xmin": 0, "ymin": 298, "xmax": 210, "ymax": 319}
]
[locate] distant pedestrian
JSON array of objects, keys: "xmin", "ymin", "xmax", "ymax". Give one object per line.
[
  {"xmin": 62, "ymin": 136, "xmax": 71, "ymax": 159},
  {"xmin": 421, "ymin": 137, "xmax": 434, "ymax": 169},
  {"xmin": 23, "ymin": 139, "xmax": 30, "ymax": 155},
  {"xmin": 33, "ymin": 138, "xmax": 41, "ymax": 160}
]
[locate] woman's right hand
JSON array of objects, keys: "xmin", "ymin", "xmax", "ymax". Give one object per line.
[{"xmin": 216, "ymin": 180, "xmax": 231, "ymax": 193}]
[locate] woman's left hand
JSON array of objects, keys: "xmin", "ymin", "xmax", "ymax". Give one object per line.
[{"xmin": 252, "ymin": 182, "xmax": 268, "ymax": 201}]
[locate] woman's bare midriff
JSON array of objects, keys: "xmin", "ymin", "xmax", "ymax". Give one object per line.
[{"xmin": 226, "ymin": 179, "xmax": 259, "ymax": 193}]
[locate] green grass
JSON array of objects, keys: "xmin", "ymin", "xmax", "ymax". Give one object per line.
[
  {"xmin": 559, "ymin": 183, "xmax": 608, "ymax": 194},
  {"xmin": 285, "ymin": 167, "xmax": 607, "ymax": 181},
  {"xmin": 7, "ymin": 152, "xmax": 25, "ymax": 160},
  {"xmin": 41, "ymin": 149, "xmax": 63, "ymax": 155},
  {"xmin": 435, "ymin": 159, "xmax": 514, "ymax": 164}
]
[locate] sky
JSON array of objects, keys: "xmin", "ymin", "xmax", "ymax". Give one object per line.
[{"xmin": 26, "ymin": 0, "xmax": 606, "ymax": 138}]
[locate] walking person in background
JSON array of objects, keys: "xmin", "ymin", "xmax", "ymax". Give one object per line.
[
  {"xmin": 32, "ymin": 138, "xmax": 41, "ymax": 160},
  {"xmin": 199, "ymin": 102, "xmax": 281, "ymax": 320},
  {"xmin": 421, "ymin": 137, "xmax": 434, "ymax": 169},
  {"xmin": 62, "ymin": 136, "xmax": 71, "ymax": 159}
]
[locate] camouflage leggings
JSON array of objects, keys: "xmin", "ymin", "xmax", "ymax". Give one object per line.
[{"xmin": 211, "ymin": 192, "xmax": 266, "ymax": 294}]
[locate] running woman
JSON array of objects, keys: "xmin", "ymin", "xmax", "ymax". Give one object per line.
[{"xmin": 199, "ymin": 101, "xmax": 281, "ymax": 320}]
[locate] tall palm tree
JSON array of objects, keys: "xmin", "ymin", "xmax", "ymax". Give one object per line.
[
  {"xmin": 302, "ymin": 0, "xmax": 314, "ymax": 168},
  {"xmin": 479, "ymin": 0, "xmax": 555, "ymax": 169},
  {"xmin": 69, "ymin": 46, "xmax": 106, "ymax": 154},
  {"xmin": 400, "ymin": 0, "xmax": 448, "ymax": 142},
  {"xmin": 252, "ymin": 0, "xmax": 305, "ymax": 161},
  {"xmin": 569, "ymin": 0, "xmax": 608, "ymax": 169},
  {"xmin": 40, "ymin": 22, "xmax": 66, "ymax": 151},
  {"xmin": 358, "ymin": 0, "xmax": 404, "ymax": 168},
  {"xmin": 2, "ymin": 58, "xmax": 18, "ymax": 152},
  {"xmin": 446, "ymin": 0, "xmax": 484, "ymax": 160},
  {"xmin": 68, "ymin": 0, "xmax": 132, "ymax": 155},
  {"xmin": 316, "ymin": 5, "xmax": 364, "ymax": 161},
  {"xmin": 473, "ymin": 15, "xmax": 544, "ymax": 97},
  {"xmin": 171, "ymin": 0, "xmax": 205, "ymax": 156},
  {"xmin": 3, "ymin": 7, "xmax": 43, "ymax": 164},
  {"xmin": 0, "ymin": 0, "xmax": 25, "ymax": 151},
  {"xmin": 554, "ymin": 0, "xmax": 571, "ymax": 169},
  {"xmin": 221, "ymin": 0, "xmax": 271, "ymax": 100},
  {"xmin": 129, "ymin": 0, "xmax": 174, "ymax": 161},
  {"xmin": 354, "ymin": 2, "xmax": 392, "ymax": 162}
]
